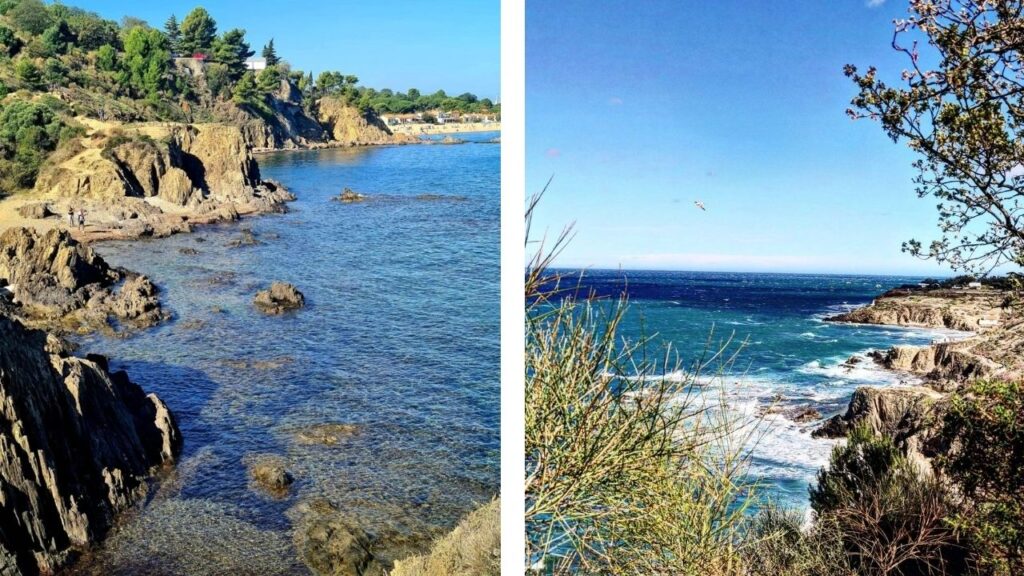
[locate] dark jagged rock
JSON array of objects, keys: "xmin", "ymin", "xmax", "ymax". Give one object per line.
[
  {"xmin": 0, "ymin": 314, "xmax": 181, "ymax": 575},
  {"xmin": 254, "ymin": 282, "xmax": 305, "ymax": 315},
  {"xmin": 0, "ymin": 227, "xmax": 168, "ymax": 334}
]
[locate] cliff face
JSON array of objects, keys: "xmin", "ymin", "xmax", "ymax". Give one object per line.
[
  {"xmin": 27, "ymin": 121, "xmax": 294, "ymax": 241},
  {"xmin": 813, "ymin": 386, "xmax": 946, "ymax": 474},
  {"xmin": 818, "ymin": 286, "xmax": 1022, "ymax": 474},
  {"xmin": 316, "ymin": 98, "xmax": 414, "ymax": 146},
  {"xmin": 0, "ymin": 315, "xmax": 181, "ymax": 575},
  {"xmin": 827, "ymin": 288, "xmax": 1004, "ymax": 331}
]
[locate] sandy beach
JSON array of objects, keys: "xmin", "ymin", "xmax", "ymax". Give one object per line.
[{"xmin": 388, "ymin": 121, "xmax": 501, "ymax": 136}]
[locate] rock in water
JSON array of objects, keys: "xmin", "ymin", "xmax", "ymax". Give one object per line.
[
  {"xmin": 334, "ymin": 188, "xmax": 366, "ymax": 203},
  {"xmin": 247, "ymin": 455, "xmax": 294, "ymax": 496},
  {"xmin": 0, "ymin": 314, "xmax": 182, "ymax": 574},
  {"xmin": 254, "ymin": 282, "xmax": 305, "ymax": 315},
  {"xmin": 291, "ymin": 499, "xmax": 384, "ymax": 576}
]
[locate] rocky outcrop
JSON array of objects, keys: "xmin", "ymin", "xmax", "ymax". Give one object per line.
[
  {"xmin": 334, "ymin": 188, "xmax": 366, "ymax": 203},
  {"xmin": 0, "ymin": 314, "xmax": 181, "ymax": 575},
  {"xmin": 254, "ymin": 282, "xmax": 305, "ymax": 315},
  {"xmin": 813, "ymin": 386, "xmax": 946, "ymax": 473},
  {"xmin": 32, "ymin": 123, "xmax": 295, "ymax": 241},
  {"xmin": 871, "ymin": 343, "xmax": 1002, "ymax": 384},
  {"xmin": 827, "ymin": 288, "xmax": 1004, "ymax": 331},
  {"xmin": 317, "ymin": 98, "xmax": 414, "ymax": 146},
  {"xmin": 291, "ymin": 499, "xmax": 385, "ymax": 576},
  {"xmin": 0, "ymin": 227, "xmax": 167, "ymax": 333},
  {"xmin": 391, "ymin": 499, "xmax": 500, "ymax": 576}
]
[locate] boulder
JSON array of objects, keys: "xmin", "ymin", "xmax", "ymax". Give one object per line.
[
  {"xmin": 292, "ymin": 423, "xmax": 359, "ymax": 446},
  {"xmin": 0, "ymin": 314, "xmax": 181, "ymax": 575},
  {"xmin": 254, "ymin": 282, "xmax": 305, "ymax": 315}
]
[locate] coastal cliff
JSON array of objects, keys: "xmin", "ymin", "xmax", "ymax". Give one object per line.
[
  {"xmin": 826, "ymin": 287, "xmax": 1005, "ymax": 331},
  {"xmin": 0, "ymin": 315, "xmax": 181, "ymax": 575},
  {"xmin": 16, "ymin": 120, "xmax": 294, "ymax": 241},
  {"xmin": 819, "ymin": 285, "xmax": 1020, "ymax": 470}
]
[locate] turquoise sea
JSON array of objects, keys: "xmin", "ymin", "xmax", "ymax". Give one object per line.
[{"xmin": 558, "ymin": 269, "xmax": 964, "ymax": 508}]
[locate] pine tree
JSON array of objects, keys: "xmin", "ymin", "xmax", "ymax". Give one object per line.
[
  {"xmin": 164, "ymin": 15, "xmax": 180, "ymax": 53},
  {"xmin": 261, "ymin": 38, "xmax": 279, "ymax": 66},
  {"xmin": 178, "ymin": 7, "xmax": 216, "ymax": 56},
  {"xmin": 232, "ymin": 71, "xmax": 257, "ymax": 105}
]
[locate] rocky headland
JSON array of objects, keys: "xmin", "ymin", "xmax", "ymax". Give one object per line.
[{"xmin": 817, "ymin": 284, "xmax": 1021, "ymax": 471}]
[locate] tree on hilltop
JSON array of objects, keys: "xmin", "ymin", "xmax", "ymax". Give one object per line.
[
  {"xmin": 848, "ymin": 0, "xmax": 1024, "ymax": 273},
  {"xmin": 212, "ymin": 28, "xmax": 253, "ymax": 80},
  {"xmin": 178, "ymin": 7, "xmax": 216, "ymax": 56},
  {"xmin": 261, "ymin": 38, "xmax": 279, "ymax": 65},
  {"xmin": 164, "ymin": 14, "xmax": 180, "ymax": 53}
]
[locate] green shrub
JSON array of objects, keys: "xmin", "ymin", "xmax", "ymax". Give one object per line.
[
  {"xmin": 0, "ymin": 99, "xmax": 70, "ymax": 190},
  {"xmin": 940, "ymin": 381, "xmax": 1024, "ymax": 575},
  {"xmin": 743, "ymin": 506, "xmax": 853, "ymax": 576},
  {"xmin": 811, "ymin": 426, "xmax": 965, "ymax": 576}
]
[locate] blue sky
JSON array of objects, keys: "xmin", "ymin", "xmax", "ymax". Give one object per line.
[
  {"xmin": 70, "ymin": 0, "xmax": 499, "ymax": 100},
  {"xmin": 527, "ymin": 0, "xmax": 958, "ymax": 276}
]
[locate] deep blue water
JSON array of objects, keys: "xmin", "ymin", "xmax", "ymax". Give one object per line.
[
  {"xmin": 557, "ymin": 269, "xmax": 963, "ymax": 508},
  {"xmin": 71, "ymin": 134, "xmax": 499, "ymax": 574}
]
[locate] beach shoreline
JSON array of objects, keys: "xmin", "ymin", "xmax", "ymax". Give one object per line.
[{"xmin": 387, "ymin": 122, "xmax": 501, "ymax": 136}]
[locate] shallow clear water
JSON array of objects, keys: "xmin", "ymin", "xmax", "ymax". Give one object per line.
[
  {"xmin": 70, "ymin": 134, "xmax": 499, "ymax": 574},
  {"xmin": 559, "ymin": 269, "xmax": 963, "ymax": 508}
]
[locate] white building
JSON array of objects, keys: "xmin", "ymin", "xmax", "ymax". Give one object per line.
[{"xmin": 245, "ymin": 58, "xmax": 267, "ymax": 72}]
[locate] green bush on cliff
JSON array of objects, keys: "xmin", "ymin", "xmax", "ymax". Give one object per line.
[
  {"xmin": 809, "ymin": 425, "xmax": 965, "ymax": 576},
  {"xmin": 940, "ymin": 381, "xmax": 1024, "ymax": 575},
  {"xmin": 0, "ymin": 99, "xmax": 78, "ymax": 191}
]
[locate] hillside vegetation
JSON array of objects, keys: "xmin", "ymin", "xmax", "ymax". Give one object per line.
[{"xmin": 0, "ymin": 0, "xmax": 499, "ymax": 196}]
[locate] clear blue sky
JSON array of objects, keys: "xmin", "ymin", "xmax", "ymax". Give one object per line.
[
  {"xmin": 528, "ymin": 0, "xmax": 960, "ymax": 276},
  {"xmin": 71, "ymin": 0, "xmax": 499, "ymax": 100}
]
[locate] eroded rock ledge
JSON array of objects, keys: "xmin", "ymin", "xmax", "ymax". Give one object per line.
[
  {"xmin": 826, "ymin": 287, "xmax": 1005, "ymax": 331},
  {"xmin": 0, "ymin": 227, "xmax": 166, "ymax": 335},
  {"xmin": 0, "ymin": 314, "xmax": 181, "ymax": 575}
]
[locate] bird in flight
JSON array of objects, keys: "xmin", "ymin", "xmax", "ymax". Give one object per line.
[{"xmin": 694, "ymin": 200, "xmax": 706, "ymax": 211}]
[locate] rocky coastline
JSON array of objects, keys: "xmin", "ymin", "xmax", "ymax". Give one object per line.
[
  {"xmin": 816, "ymin": 284, "xmax": 1019, "ymax": 471},
  {"xmin": 0, "ymin": 111, "xmax": 495, "ymax": 574}
]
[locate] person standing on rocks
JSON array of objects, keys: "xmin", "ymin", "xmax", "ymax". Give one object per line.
[
  {"xmin": 77, "ymin": 208, "xmax": 86, "ymax": 231},
  {"xmin": 67, "ymin": 206, "xmax": 74, "ymax": 228}
]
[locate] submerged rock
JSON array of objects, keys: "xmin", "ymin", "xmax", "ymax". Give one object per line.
[
  {"xmin": 292, "ymin": 423, "xmax": 360, "ymax": 446},
  {"xmin": 291, "ymin": 498, "xmax": 384, "ymax": 576},
  {"xmin": 227, "ymin": 228, "xmax": 261, "ymax": 247},
  {"xmin": 254, "ymin": 282, "xmax": 305, "ymax": 314},
  {"xmin": 247, "ymin": 455, "xmax": 294, "ymax": 496},
  {"xmin": 0, "ymin": 314, "xmax": 181, "ymax": 575}
]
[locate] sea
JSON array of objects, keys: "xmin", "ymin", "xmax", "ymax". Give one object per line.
[
  {"xmin": 553, "ymin": 269, "xmax": 966, "ymax": 509},
  {"xmin": 68, "ymin": 132, "xmax": 500, "ymax": 574}
]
